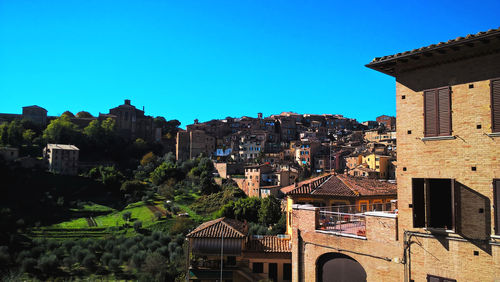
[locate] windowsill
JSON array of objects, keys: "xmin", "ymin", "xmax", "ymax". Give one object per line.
[
  {"xmin": 424, "ymin": 227, "xmax": 455, "ymax": 234},
  {"xmin": 421, "ymin": 136, "xmax": 456, "ymax": 141},
  {"xmin": 491, "ymin": 235, "xmax": 500, "ymax": 239},
  {"xmin": 487, "ymin": 132, "xmax": 500, "ymax": 137}
]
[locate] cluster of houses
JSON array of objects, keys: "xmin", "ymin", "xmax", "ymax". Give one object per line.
[{"xmin": 184, "ymin": 27, "xmax": 500, "ymax": 281}]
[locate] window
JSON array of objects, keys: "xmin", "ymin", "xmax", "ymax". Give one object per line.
[
  {"xmin": 252, "ymin": 262, "xmax": 263, "ymax": 273},
  {"xmin": 227, "ymin": 256, "xmax": 236, "ymax": 266},
  {"xmin": 283, "ymin": 263, "xmax": 292, "ymax": 280},
  {"xmin": 494, "ymin": 179, "xmax": 500, "ymax": 235},
  {"xmin": 491, "ymin": 78, "xmax": 500, "ymax": 132},
  {"xmin": 412, "ymin": 178, "xmax": 456, "ymax": 230},
  {"xmin": 427, "ymin": 274, "xmax": 456, "ymax": 282},
  {"xmin": 424, "ymin": 87, "xmax": 452, "ymax": 137}
]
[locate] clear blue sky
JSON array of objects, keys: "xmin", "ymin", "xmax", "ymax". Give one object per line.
[{"xmin": 1, "ymin": 0, "xmax": 499, "ymax": 127}]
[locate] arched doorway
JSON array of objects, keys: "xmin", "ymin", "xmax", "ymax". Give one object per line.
[{"xmin": 316, "ymin": 253, "xmax": 367, "ymax": 282}]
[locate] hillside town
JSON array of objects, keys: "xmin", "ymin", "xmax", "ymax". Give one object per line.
[{"xmin": 1, "ymin": 13, "xmax": 500, "ymax": 282}]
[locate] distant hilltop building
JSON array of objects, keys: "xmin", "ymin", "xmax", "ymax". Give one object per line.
[
  {"xmin": 100, "ymin": 99, "xmax": 156, "ymax": 141},
  {"xmin": 0, "ymin": 105, "xmax": 48, "ymax": 126},
  {"xmin": 43, "ymin": 144, "xmax": 79, "ymax": 175}
]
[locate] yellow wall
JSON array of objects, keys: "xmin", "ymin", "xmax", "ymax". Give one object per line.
[{"xmin": 362, "ymin": 153, "xmax": 390, "ymax": 178}]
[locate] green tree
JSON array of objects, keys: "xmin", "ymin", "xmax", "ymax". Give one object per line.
[
  {"xmin": 258, "ymin": 195, "xmax": 282, "ymax": 226},
  {"xmin": 22, "ymin": 129, "xmax": 36, "ymax": 145},
  {"xmin": 221, "ymin": 197, "xmax": 261, "ymax": 222},
  {"xmin": 0, "ymin": 123, "xmax": 8, "ymax": 145},
  {"xmin": 43, "ymin": 115, "xmax": 80, "ymax": 144},
  {"xmin": 150, "ymin": 162, "xmax": 182, "ymax": 186},
  {"xmin": 7, "ymin": 120, "xmax": 23, "ymax": 146},
  {"xmin": 76, "ymin": 111, "xmax": 93, "ymax": 118}
]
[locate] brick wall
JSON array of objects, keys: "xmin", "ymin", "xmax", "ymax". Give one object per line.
[{"xmin": 396, "ymin": 51, "xmax": 500, "ymax": 281}]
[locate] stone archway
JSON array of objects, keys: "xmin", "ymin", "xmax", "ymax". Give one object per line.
[{"xmin": 316, "ymin": 252, "xmax": 367, "ymax": 282}]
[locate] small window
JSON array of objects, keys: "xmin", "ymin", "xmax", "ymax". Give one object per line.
[
  {"xmin": 424, "ymin": 87, "xmax": 452, "ymax": 137},
  {"xmin": 252, "ymin": 262, "xmax": 264, "ymax": 273}
]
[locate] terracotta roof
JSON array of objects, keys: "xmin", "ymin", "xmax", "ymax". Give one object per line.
[
  {"xmin": 368, "ymin": 27, "xmax": 500, "ymax": 64},
  {"xmin": 280, "ymin": 174, "xmax": 331, "ymax": 194},
  {"xmin": 366, "ymin": 27, "xmax": 500, "ymax": 76},
  {"xmin": 186, "ymin": 217, "xmax": 247, "ymax": 239},
  {"xmin": 284, "ymin": 174, "xmax": 396, "ymax": 197},
  {"xmin": 245, "ymin": 236, "xmax": 291, "ymax": 253}
]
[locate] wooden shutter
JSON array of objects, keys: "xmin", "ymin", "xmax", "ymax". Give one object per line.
[
  {"xmin": 412, "ymin": 178, "xmax": 425, "ymax": 228},
  {"xmin": 491, "ymin": 79, "xmax": 500, "ymax": 133},
  {"xmin": 494, "ymin": 179, "xmax": 500, "ymax": 235},
  {"xmin": 437, "ymin": 87, "xmax": 451, "ymax": 136},
  {"xmin": 424, "ymin": 90, "xmax": 438, "ymax": 137}
]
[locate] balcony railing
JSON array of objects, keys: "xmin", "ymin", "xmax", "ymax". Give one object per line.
[
  {"xmin": 319, "ymin": 203, "xmax": 393, "ymax": 214},
  {"xmin": 318, "ymin": 211, "xmax": 366, "ymax": 237}
]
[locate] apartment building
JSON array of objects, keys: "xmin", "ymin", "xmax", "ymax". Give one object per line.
[
  {"xmin": 376, "ymin": 115, "xmax": 396, "ymax": 131},
  {"xmin": 43, "ymin": 144, "xmax": 79, "ymax": 175}
]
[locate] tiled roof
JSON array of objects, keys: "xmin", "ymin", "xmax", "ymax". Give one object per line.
[
  {"xmin": 284, "ymin": 174, "xmax": 396, "ymax": 197},
  {"xmin": 186, "ymin": 217, "xmax": 247, "ymax": 239},
  {"xmin": 367, "ymin": 27, "xmax": 500, "ymax": 65},
  {"xmin": 245, "ymin": 236, "xmax": 291, "ymax": 253},
  {"xmin": 280, "ymin": 174, "xmax": 330, "ymax": 194},
  {"xmin": 46, "ymin": 144, "xmax": 79, "ymax": 150}
]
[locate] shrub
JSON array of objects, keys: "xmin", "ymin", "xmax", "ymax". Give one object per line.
[
  {"xmin": 100, "ymin": 253, "xmax": 113, "ymax": 266},
  {"xmin": 108, "ymin": 259, "xmax": 121, "ymax": 272},
  {"xmin": 21, "ymin": 258, "xmax": 37, "ymax": 273},
  {"xmin": 133, "ymin": 220, "xmax": 143, "ymax": 232},
  {"xmin": 82, "ymin": 253, "xmax": 97, "ymax": 271},
  {"xmin": 37, "ymin": 254, "xmax": 58, "ymax": 273},
  {"xmin": 62, "ymin": 257, "xmax": 75, "ymax": 268}
]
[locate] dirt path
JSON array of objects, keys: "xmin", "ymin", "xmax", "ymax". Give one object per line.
[{"xmin": 147, "ymin": 205, "xmax": 167, "ymax": 216}]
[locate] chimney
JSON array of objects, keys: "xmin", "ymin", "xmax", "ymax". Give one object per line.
[
  {"xmin": 258, "ymin": 113, "xmax": 263, "ymax": 119},
  {"xmin": 124, "ymin": 99, "xmax": 131, "ymax": 105},
  {"xmin": 194, "ymin": 119, "xmax": 199, "ymax": 124}
]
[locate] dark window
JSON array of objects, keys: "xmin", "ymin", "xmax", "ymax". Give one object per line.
[
  {"xmin": 283, "ymin": 263, "xmax": 292, "ymax": 280},
  {"xmin": 494, "ymin": 179, "xmax": 500, "ymax": 235},
  {"xmin": 269, "ymin": 263, "xmax": 277, "ymax": 282},
  {"xmin": 412, "ymin": 178, "xmax": 456, "ymax": 230},
  {"xmin": 427, "ymin": 274, "xmax": 457, "ymax": 282},
  {"xmin": 424, "ymin": 87, "xmax": 451, "ymax": 137},
  {"xmin": 252, "ymin": 262, "xmax": 263, "ymax": 273},
  {"xmin": 491, "ymin": 79, "xmax": 500, "ymax": 133}
]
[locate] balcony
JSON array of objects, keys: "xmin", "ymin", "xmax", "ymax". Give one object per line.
[{"xmin": 293, "ymin": 203, "xmax": 397, "ymax": 240}]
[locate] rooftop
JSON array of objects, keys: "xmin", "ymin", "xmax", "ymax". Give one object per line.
[
  {"xmin": 366, "ymin": 27, "xmax": 500, "ymax": 76},
  {"xmin": 245, "ymin": 236, "xmax": 291, "ymax": 253},
  {"xmin": 46, "ymin": 144, "xmax": 79, "ymax": 151},
  {"xmin": 186, "ymin": 217, "xmax": 247, "ymax": 239},
  {"xmin": 283, "ymin": 174, "xmax": 396, "ymax": 197}
]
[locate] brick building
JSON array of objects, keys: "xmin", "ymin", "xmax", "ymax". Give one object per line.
[
  {"xmin": 376, "ymin": 115, "xmax": 396, "ymax": 131},
  {"xmin": 107, "ymin": 99, "xmax": 155, "ymax": 141},
  {"xmin": 365, "ymin": 27, "xmax": 500, "ymax": 282}
]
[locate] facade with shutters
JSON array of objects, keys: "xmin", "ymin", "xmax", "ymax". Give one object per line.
[{"xmin": 367, "ymin": 28, "xmax": 500, "ymax": 281}]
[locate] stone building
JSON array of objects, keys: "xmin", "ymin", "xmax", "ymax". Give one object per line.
[
  {"xmin": 376, "ymin": 115, "xmax": 396, "ymax": 131},
  {"xmin": 107, "ymin": 99, "xmax": 155, "ymax": 141},
  {"xmin": 176, "ymin": 130, "xmax": 216, "ymax": 162},
  {"xmin": 22, "ymin": 105, "xmax": 48, "ymax": 125},
  {"xmin": 0, "ymin": 147, "xmax": 19, "ymax": 161},
  {"xmin": 43, "ymin": 144, "xmax": 79, "ymax": 175}
]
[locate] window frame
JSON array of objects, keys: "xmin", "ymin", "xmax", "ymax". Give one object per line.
[
  {"xmin": 423, "ymin": 86, "xmax": 452, "ymax": 137},
  {"xmin": 412, "ymin": 178, "xmax": 457, "ymax": 231}
]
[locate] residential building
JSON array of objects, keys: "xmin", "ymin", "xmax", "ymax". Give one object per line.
[
  {"xmin": 294, "ymin": 140, "xmax": 320, "ymax": 167},
  {"xmin": 364, "ymin": 130, "xmax": 396, "ymax": 144},
  {"xmin": 238, "ymin": 132, "xmax": 266, "ymax": 161},
  {"xmin": 376, "ymin": 115, "xmax": 396, "ymax": 130},
  {"xmin": 282, "ymin": 173, "xmax": 396, "ymax": 237},
  {"xmin": 0, "ymin": 147, "xmax": 19, "ymax": 161},
  {"xmin": 365, "ymin": 27, "xmax": 500, "ymax": 281},
  {"xmin": 186, "ymin": 217, "xmax": 292, "ymax": 282},
  {"xmin": 43, "ymin": 144, "xmax": 79, "ymax": 175}
]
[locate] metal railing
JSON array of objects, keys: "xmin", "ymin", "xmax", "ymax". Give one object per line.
[
  {"xmin": 319, "ymin": 203, "xmax": 393, "ymax": 214},
  {"xmin": 317, "ymin": 211, "xmax": 366, "ymax": 237}
]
